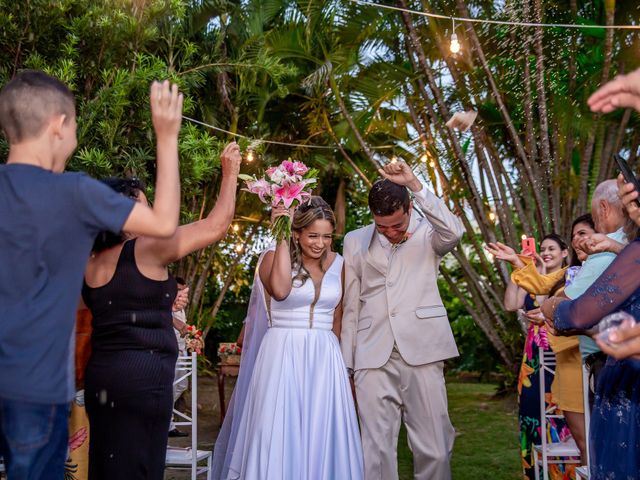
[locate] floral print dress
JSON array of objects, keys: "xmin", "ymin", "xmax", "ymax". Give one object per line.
[{"xmin": 518, "ymin": 295, "xmax": 573, "ymax": 480}]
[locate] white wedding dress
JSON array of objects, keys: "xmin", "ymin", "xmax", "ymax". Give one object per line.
[{"xmin": 226, "ymin": 253, "xmax": 363, "ymax": 480}]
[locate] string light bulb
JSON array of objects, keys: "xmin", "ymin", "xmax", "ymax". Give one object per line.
[
  {"xmin": 450, "ymin": 33, "xmax": 461, "ymax": 54},
  {"xmin": 246, "ymin": 150, "xmax": 255, "ymax": 162},
  {"xmin": 450, "ymin": 18, "xmax": 461, "ymax": 54},
  {"xmin": 235, "ymin": 244, "xmax": 244, "ymax": 253},
  {"xmin": 390, "ymin": 156, "xmax": 398, "ymax": 163},
  {"xmin": 429, "ymin": 160, "xmax": 436, "ymax": 168},
  {"xmin": 488, "ymin": 212, "xmax": 496, "ymax": 222},
  {"xmin": 521, "ymin": 234, "xmax": 527, "ymax": 240},
  {"xmin": 232, "ymin": 224, "xmax": 240, "ymax": 232},
  {"xmin": 420, "ymin": 154, "xmax": 428, "ymax": 163}
]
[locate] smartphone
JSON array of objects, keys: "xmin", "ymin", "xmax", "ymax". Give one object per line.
[
  {"xmin": 521, "ymin": 236, "xmax": 536, "ymax": 256},
  {"xmin": 614, "ymin": 153, "xmax": 640, "ymax": 206}
]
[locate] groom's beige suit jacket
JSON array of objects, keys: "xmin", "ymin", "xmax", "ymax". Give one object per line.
[{"xmin": 341, "ymin": 190, "xmax": 463, "ymax": 371}]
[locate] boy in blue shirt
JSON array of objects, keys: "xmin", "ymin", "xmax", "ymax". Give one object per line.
[{"xmin": 0, "ymin": 70, "xmax": 183, "ymax": 479}]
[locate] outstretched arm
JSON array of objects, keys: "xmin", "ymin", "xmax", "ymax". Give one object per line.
[
  {"xmin": 122, "ymin": 80, "xmax": 182, "ymax": 238},
  {"xmin": 137, "ymin": 142, "xmax": 241, "ymax": 265},
  {"xmin": 485, "ymin": 242, "xmax": 529, "ymax": 311},
  {"xmin": 588, "ymin": 67, "xmax": 640, "ymax": 113},
  {"xmin": 379, "ymin": 161, "xmax": 463, "ymax": 256},
  {"xmin": 543, "ymin": 241, "xmax": 640, "ymax": 331}
]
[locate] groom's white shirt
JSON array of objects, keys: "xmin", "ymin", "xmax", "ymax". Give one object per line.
[{"xmin": 341, "ymin": 185, "xmax": 463, "ymax": 371}]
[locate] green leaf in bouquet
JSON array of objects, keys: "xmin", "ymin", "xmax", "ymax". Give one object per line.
[{"xmin": 305, "ymin": 168, "xmax": 319, "ymax": 179}]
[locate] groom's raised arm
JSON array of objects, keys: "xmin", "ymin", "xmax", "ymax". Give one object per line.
[
  {"xmin": 412, "ymin": 186, "xmax": 464, "ymax": 257},
  {"xmin": 340, "ymin": 232, "xmax": 360, "ymax": 372},
  {"xmin": 378, "ymin": 160, "xmax": 463, "ymax": 257}
]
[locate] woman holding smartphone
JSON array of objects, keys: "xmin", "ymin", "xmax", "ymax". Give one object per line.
[{"xmin": 487, "ymin": 235, "xmax": 573, "ymax": 479}]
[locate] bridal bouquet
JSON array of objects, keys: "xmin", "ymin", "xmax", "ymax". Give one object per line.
[
  {"xmin": 239, "ymin": 159, "xmax": 317, "ymax": 240},
  {"xmin": 184, "ymin": 325, "xmax": 204, "ymax": 355}
]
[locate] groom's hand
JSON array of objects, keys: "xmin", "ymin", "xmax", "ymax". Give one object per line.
[{"xmin": 378, "ymin": 161, "xmax": 422, "ymax": 192}]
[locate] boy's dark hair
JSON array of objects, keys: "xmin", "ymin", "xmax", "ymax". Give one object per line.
[
  {"xmin": 92, "ymin": 177, "xmax": 146, "ymax": 253},
  {"xmin": 0, "ymin": 70, "xmax": 76, "ymax": 144},
  {"xmin": 368, "ymin": 179, "xmax": 410, "ymax": 216}
]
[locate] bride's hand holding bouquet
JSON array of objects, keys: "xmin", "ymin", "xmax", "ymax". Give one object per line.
[{"xmin": 239, "ymin": 159, "xmax": 317, "ymax": 241}]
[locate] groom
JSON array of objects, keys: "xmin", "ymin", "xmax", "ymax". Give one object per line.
[{"xmin": 341, "ymin": 160, "xmax": 463, "ymax": 480}]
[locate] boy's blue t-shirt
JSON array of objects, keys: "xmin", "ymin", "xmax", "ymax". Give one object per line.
[{"xmin": 0, "ymin": 164, "xmax": 135, "ymax": 404}]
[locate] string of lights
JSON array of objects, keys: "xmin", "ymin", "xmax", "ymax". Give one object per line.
[
  {"xmin": 182, "ymin": 115, "xmax": 398, "ymax": 153},
  {"xmin": 348, "ymin": 0, "xmax": 640, "ymax": 30}
]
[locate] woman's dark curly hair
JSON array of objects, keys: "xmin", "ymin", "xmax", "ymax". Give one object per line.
[{"xmin": 92, "ymin": 177, "xmax": 145, "ymax": 253}]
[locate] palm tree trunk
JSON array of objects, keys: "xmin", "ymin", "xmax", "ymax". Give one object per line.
[
  {"xmin": 455, "ymin": 0, "xmax": 546, "ymax": 231},
  {"xmin": 440, "ymin": 267, "xmax": 515, "ymax": 369},
  {"xmin": 532, "ymin": 0, "xmax": 556, "ymax": 232},
  {"xmin": 202, "ymin": 251, "xmax": 244, "ymax": 339},
  {"xmin": 577, "ymin": 0, "xmax": 616, "ymax": 213},
  {"xmin": 328, "ymin": 73, "xmax": 379, "ymax": 171}
]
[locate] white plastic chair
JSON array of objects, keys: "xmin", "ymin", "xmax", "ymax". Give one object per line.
[
  {"xmin": 165, "ymin": 352, "xmax": 212, "ymax": 480},
  {"xmin": 533, "ymin": 349, "xmax": 581, "ymax": 479},
  {"xmin": 576, "ymin": 466, "xmax": 590, "ymax": 480}
]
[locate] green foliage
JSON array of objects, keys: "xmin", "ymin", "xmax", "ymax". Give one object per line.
[{"xmin": 4, "ymin": 0, "xmax": 637, "ymax": 375}]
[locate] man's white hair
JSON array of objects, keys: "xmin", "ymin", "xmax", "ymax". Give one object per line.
[{"xmin": 592, "ymin": 179, "xmax": 622, "ymax": 207}]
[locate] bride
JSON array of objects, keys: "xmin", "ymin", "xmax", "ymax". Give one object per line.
[{"xmin": 213, "ymin": 196, "xmax": 363, "ymax": 480}]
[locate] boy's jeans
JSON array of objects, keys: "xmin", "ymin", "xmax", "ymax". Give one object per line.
[{"xmin": 0, "ymin": 397, "xmax": 69, "ymax": 480}]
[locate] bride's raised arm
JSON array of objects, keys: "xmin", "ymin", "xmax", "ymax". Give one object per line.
[{"xmin": 259, "ymin": 207, "xmax": 295, "ymax": 301}]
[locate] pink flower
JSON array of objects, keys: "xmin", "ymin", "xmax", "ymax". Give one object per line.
[
  {"xmin": 292, "ymin": 161, "xmax": 309, "ymax": 175},
  {"xmin": 272, "ymin": 181, "xmax": 310, "ymax": 208},
  {"xmin": 267, "ymin": 167, "xmax": 287, "ymax": 185},
  {"xmin": 246, "ymin": 178, "xmax": 271, "ymax": 203},
  {"xmin": 281, "ymin": 160, "xmax": 309, "ymax": 176}
]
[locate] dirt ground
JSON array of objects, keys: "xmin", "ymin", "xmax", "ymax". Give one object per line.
[{"xmin": 165, "ymin": 374, "xmax": 234, "ymax": 480}]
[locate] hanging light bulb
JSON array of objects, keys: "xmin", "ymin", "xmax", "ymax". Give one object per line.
[
  {"xmin": 235, "ymin": 244, "xmax": 244, "ymax": 253},
  {"xmin": 450, "ymin": 33, "xmax": 461, "ymax": 54},
  {"xmin": 521, "ymin": 234, "xmax": 527, "ymax": 240},
  {"xmin": 450, "ymin": 18, "xmax": 461, "ymax": 54},
  {"xmin": 420, "ymin": 154, "xmax": 428, "ymax": 163},
  {"xmin": 488, "ymin": 212, "xmax": 496, "ymax": 222},
  {"xmin": 232, "ymin": 224, "xmax": 240, "ymax": 232},
  {"xmin": 390, "ymin": 156, "xmax": 398, "ymax": 164},
  {"xmin": 429, "ymin": 160, "xmax": 436, "ymax": 168},
  {"xmin": 246, "ymin": 150, "xmax": 255, "ymax": 162}
]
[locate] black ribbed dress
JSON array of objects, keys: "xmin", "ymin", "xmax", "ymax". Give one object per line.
[{"xmin": 82, "ymin": 239, "xmax": 178, "ymax": 480}]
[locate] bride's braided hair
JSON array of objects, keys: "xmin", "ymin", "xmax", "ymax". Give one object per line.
[{"xmin": 290, "ymin": 196, "xmax": 336, "ymax": 286}]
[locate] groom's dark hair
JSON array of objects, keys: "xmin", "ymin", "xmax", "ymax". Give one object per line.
[{"xmin": 368, "ymin": 179, "xmax": 410, "ymax": 216}]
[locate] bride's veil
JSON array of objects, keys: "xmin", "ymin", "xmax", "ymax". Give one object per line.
[{"xmin": 211, "ymin": 248, "xmax": 271, "ymax": 479}]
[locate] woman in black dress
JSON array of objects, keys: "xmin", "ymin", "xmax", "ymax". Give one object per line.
[{"xmin": 82, "ymin": 142, "xmax": 241, "ymax": 480}]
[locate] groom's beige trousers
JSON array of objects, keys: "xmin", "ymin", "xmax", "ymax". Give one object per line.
[{"xmin": 354, "ymin": 348, "xmax": 455, "ymax": 480}]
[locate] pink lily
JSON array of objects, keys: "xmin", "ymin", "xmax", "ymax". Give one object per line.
[
  {"xmin": 245, "ymin": 178, "xmax": 272, "ymax": 204},
  {"xmin": 265, "ymin": 166, "xmax": 278, "ymax": 177},
  {"xmin": 291, "ymin": 161, "xmax": 309, "ymax": 175},
  {"xmin": 281, "ymin": 159, "xmax": 309, "ymax": 176},
  {"xmin": 272, "ymin": 181, "xmax": 309, "ymax": 208}
]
